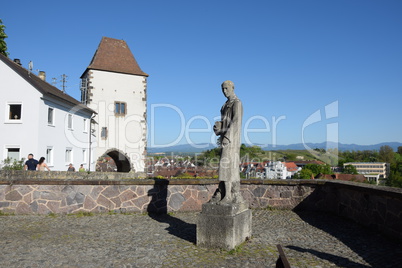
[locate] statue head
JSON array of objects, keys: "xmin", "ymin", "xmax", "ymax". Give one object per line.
[{"xmin": 221, "ymin": 80, "xmax": 235, "ymax": 98}]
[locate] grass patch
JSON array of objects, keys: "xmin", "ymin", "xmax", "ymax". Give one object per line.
[
  {"xmin": 68, "ymin": 211, "xmax": 94, "ymax": 217},
  {"xmin": 227, "ymin": 245, "xmax": 243, "ymax": 255},
  {"xmin": 225, "ymin": 238, "xmax": 252, "ymax": 255},
  {"xmin": 60, "ymin": 234, "xmax": 73, "ymax": 239},
  {"xmin": 108, "ymin": 210, "xmax": 118, "ymax": 215},
  {"xmin": 31, "ymin": 233, "xmax": 43, "ymax": 239},
  {"xmin": 0, "ymin": 210, "xmax": 15, "ymax": 216}
]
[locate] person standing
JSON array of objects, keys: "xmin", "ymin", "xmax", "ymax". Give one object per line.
[
  {"xmin": 24, "ymin": 154, "xmax": 38, "ymax": 171},
  {"xmin": 67, "ymin": 163, "xmax": 76, "ymax": 172},
  {"xmin": 78, "ymin": 164, "xmax": 86, "ymax": 172},
  {"xmin": 37, "ymin": 157, "xmax": 51, "ymax": 171}
]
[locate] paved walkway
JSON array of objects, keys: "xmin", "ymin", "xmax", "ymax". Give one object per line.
[{"xmin": 1, "ymin": 210, "xmax": 402, "ymax": 268}]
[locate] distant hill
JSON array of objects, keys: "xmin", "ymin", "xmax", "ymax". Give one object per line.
[
  {"xmin": 267, "ymin": 141, "xmax": 402, "ymax": 152},
  {"xmin": 147, "ymin": 142, "xmax": 402, "ymax": 154},
  {"xmin": 148, "ymin": 143, "xmax": 216, "ymax": 154}
]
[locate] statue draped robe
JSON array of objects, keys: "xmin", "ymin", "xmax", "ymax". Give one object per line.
[{"xmin": 217, "ymin": 97, "xmax": 243, "ymax": 183}]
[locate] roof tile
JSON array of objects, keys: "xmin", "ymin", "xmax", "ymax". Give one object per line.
[{"xmin": 84, "ymin": 37, "xmax": 148, "ymax": 77}]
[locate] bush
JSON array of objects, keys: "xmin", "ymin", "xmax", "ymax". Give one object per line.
[
  {"xmin": 1, "ymin": 157, "xmax": 25, "ymax": 170},
  {"xmin": 386, "ymin": 171, "xmax": 402, "ymax": 188},
  {"xmin": 293, "ymin": 168, "xmax": 314, "ymax": 179}
]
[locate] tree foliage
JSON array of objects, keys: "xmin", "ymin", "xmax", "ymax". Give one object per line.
[
  {"xmin": 338, "ymin": 150, "xmax": 379, "ymax": 165},
  {"xmin": 387, "ymin": 170, "xmax": 402, "ymax": 188},
  {"xmin": 0, "ymin": 19, "xmax": 8, "ymax": 57},
  {"xmin": 303, "ymin": 163, "xmax": 332, "ymax": 176},
  {"xmin": 386, "ymin": 160, "xmax": 402, "ymax": 188},
  {"xmin": 343, "ymin": 164, "xmax": 358, "ymax": 174},
  {"xmin": 240, "ymin": 144, "xmax": 264, "ymax": 159},
  {"xmin": 197, "ymin": 144, "xmax": 265, "ymax": 164},
  {"xmin": 293, "ymin": 168, "xmax": 314, "ymax": 180},
  {"xmin": 284, "ymin": 153, "xmax": 297, "ymax": 161},
  {"xmin": 1, "ymin": 158, "xmax": 25, "ymax": 170},
  {"xmin": 379, "ymin": 145, "xmax": 395, "ymax": 164}
]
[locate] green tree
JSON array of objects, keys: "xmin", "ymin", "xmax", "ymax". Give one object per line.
[
  {"xmin": 295, "ymin": 168, "xmax": 314, "ymax": 180},
  {"xmin": 285, "ymin": 153, "xmax": 297, "ymax": 161},
  {"xmin": 386, "ymin": 171, "xmax": 402, "ymax": 188},
  {"xmin": 0, "ymin": 19, "xmax": 8, "ymax": 57},
  {"xmin": 343, "ymin": 164, "xmax": 358, "ymax": 174},
  {"xmin": 238, "ymin": 144, "xmax": 265, "ymax": 162},
  {"xmin": 379, "ymin": 145, "xmax": 395, "ymax": 164},
  {"xmin": 304, "ymin": 163, "xmax": 332, "ymax": 176},
  {"xmin": 314, "ymin": 148, "xmax": 326, "ymax": 154},
  {"xmin": 397, "ymin": 146, "xmax": 402, "ymax": 155}
]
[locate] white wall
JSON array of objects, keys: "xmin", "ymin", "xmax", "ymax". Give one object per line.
[
  {"xmin": 85, "ymin": 70, "xmax": 147, "ymax": 172},
  {"xmin": 0, "ymin": 60, "xmax": 41, "ymax": 163},
  {"xmin": 0, "ymin": 60, "xmax": 95, "ymax": 171},
  {"xmin": 38, "ymin": 97, "xmax": 94, "ymax": 171}
]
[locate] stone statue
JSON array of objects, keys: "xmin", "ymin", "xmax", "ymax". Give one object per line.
[
  {"xmin": 198, "ymin": 81, "xmax": 251, "ymax": 250},
  {"xmin": 211, "ymin": 80, "xmax": 244, "ymax": 204}
]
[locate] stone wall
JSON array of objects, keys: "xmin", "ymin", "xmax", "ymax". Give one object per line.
[
  {"xmin": 1, "ymin": 171, "xmax": 401, "ymax": 241},
  {"xmin": 0, "ymin": 182, "xmax": 216, "ymax": 215},
  {"xmin": 0, "ymin": 171, "xmax": 317, "ymax": 214},
  {"xmin": 295, "ymin": 180, "xmax": 402, "ymax": 241},
  {"xmin": 0, "ymin": 182, "xmax": 316, "ymax": 215}
]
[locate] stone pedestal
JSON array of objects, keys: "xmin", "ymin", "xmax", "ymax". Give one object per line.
[{"xmin": 197, "ymin": 202, "xmax": 252, "ymax": 250}]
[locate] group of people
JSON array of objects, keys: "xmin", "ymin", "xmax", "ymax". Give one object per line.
[{"xmin": 24, "ymin": 154, "xmax": 86, "ymax": 172}]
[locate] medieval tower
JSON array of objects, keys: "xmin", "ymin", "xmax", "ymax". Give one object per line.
[{"xmin": 81, "ymin": 37, "xmax": 148, "ymax": 172}]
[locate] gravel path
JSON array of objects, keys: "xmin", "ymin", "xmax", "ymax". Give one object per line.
[{"xmin": 1, "ymin": 210, "xmax": 401, "ymax": 268}]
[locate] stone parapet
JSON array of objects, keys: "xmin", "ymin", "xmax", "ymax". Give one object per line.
[
  {"xmin": 0, "ymin": 171, "xmax": 401, "ymax": 241},
  {"xmin": 296, "ymin": 180, "xmax": 402, "ymax": 242}
]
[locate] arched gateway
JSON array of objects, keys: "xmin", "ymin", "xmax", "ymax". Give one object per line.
[{"xmin": 102, "ymin": 148, "xmax": 132, "ymax": 172}]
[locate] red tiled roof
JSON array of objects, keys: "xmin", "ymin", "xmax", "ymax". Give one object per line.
[
  {"xmin": 83, "ymin": 37, "xmax": 148, "ymax": 77},
  {"xmin": 284, "ymin": 162, "xmax": 298, "ymax": 172}
]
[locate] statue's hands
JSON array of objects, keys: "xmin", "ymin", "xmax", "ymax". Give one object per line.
[
  {"xmin": 221, "ymin": 136, "xmax": 230, "ymax": 147},
  {"xmin": 213, "ymin": 121, "xmax": 222, "ymax": 136}
]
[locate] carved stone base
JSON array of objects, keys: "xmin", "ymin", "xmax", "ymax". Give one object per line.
[{"xmin": 197, "ymin": 202, "xmax": 252, "ymax": 250}]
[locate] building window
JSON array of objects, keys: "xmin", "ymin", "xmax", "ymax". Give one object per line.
[
  {"xmin": 8, "ymin": 104, "xmax": 22, "ymax": 120},
  {"xmin": 7, "ymin": 148, "xmax": 20, "ymax": 161},
  {"xmin": 80, "ymin": 78, "xmax": 88, "ymax": 104},
  {"xmin": 101, "ymin": 127, "xmax": 108, "ymax": 139},
  {"xmin": 115, "ymin": 102, "xmax": 126, "ymax": 116},
  {"xmin": 46, "ymin": 147, "xmax": 53, "ymax": 166},
  {"xmin": 65, "ymin": 148, "xmax": 72, "ymax": 163},
  {"xmin": 82, "ymin": 149, "xmax": 87, "ymax": 164},
  {"xmin": 68, "ymin": 114, "xmax": 73, "ymax": 130},
  {"xmin": 48, "ymin": 107, "xmax": 54, "ymax": 125},
  {"xmin": 83, "ymin": 118, "xmax": 88, "ymax": 133}
]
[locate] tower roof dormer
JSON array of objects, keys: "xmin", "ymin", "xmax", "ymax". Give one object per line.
[{"xmin": 82, "ymin": 37, "xmax": 148, "ymax": 77}]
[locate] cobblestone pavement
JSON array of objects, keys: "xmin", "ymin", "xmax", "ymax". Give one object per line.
[{"xmin": 1, "ymin": 210, "xmax": 402, "ymax": 268}]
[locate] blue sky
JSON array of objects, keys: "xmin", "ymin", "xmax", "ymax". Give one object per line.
[{"xmin": 2, "ymin": 0, "xmax": 402, "ymax": 148}]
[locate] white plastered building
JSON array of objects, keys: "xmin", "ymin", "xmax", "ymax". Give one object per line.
[
  {"xmin": 80, "ymin": 37, "xmax": 148, "ymax": 172},
  {"xmin": 0, "ymin": 54, "xmax": 95, "ymax": 171}
]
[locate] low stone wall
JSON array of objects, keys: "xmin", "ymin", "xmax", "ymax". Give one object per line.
[
  {"xmin": 0, "ymin": 171, "xmax": 318, "ymax": 214},
  {"xmin": 296, "ymin": 180, "xmax": 402, "ymax": 241},
  {"xmin": 0, "ymin": 181, "xmax": 215, "ymax": 214},
  {"xmin": 1, "ymin": 171, "xmax": 401, "ymax": 241},
  {"xmin": 0, "ymin": 170, "xmax": 145, "ymax": 180}
]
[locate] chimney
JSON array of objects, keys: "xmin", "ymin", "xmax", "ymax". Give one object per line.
[
  {"xmin": 13, "ymin": 59, "xmax": 22, "ymax": 65},
  {"xmin": 38, "ymin": 71, "xmax": 46, "ymax": 81}
]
